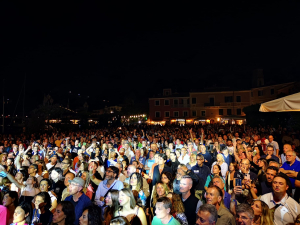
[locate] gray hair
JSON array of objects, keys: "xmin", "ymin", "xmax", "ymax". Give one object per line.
[
  {"xmin": 236, "ymin": 203, "xmax": 254, "ymax": 219},
  {"xmin": 198, "ymin": 204, "xmax": 218, "ymax": 223},
  {"xmin": 181, "ymin": 175, "xmax": 193, "ymax": 185}
]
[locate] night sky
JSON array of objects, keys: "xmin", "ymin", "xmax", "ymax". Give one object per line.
[{"xmin": 1, "ymin": 2, "xmax": 300, "ymax": 115}]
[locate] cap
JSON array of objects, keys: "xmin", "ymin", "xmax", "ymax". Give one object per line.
[
  {"xmin": 69, "ymin": 177, "xmax": 85, "ymax": 187},
  {"xmin": 50, "ymin": 154, "xmax": 58, "ymax": 158}
]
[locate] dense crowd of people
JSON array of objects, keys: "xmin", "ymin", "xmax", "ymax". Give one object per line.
[{"xmin": 0, "ymin": 124, "xmax": 300, "ymax": 225}]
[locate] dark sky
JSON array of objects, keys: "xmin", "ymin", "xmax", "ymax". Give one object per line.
[{"xmin": 1, "ymin": 2, "xmax": 300, "ymax": 115}]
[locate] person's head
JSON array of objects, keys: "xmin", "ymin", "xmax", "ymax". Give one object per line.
[
  {"xmin": 79, "ymin": 161, "xmax": 89, "ymax": 172},
  {"xmin": 2, "ymin": 191, "xmax": 18, "ymax": 207},
  {"xmin": 135, "ymin": 149, "xmax": 141, "ymax": 158},
  {"xmin": 126, "ymin": 165, "xmax": 136, "ymax": 177},
  {"xmin": 161, "ymin": 171, "xmax": 173, "ymax": 187},
  {"xmin": 190, "ymin": 153, "xmax": 196, "ymax": 163},
  {"xmin": 196, "ymin": 154, "xmax": 205, "ymax": 166},
  {"xmin": 61, "ymin": 158, "xmax": 73, "ymax": 170},
  {"xmin": 148, "ymin": 150, "xmax": 154, "ymax": 159},
  {"xmin": 206, "ymin": 186, "xmax": 223, "ymax": 207},
  {"xmin": 26, "ymin": 176, "xmax": 38, "ymax": 188},
  {"xmin": 105, "ymin": 190, "xmax": 119, "ymax": 209},
  {"xmin": 155, "ymin": 197, "xmax": 172, "ymax": 220},
  {"xmin": 53, "ymin": 201, "xmax": 75, "ymax": 225},
  {"xmin": 30, "ymin": 155, "xmax": 39, "ymax": 164},
  {"xmin": 257, "ymin": 159, "xmax": 268, "ymax": 171},
  {"xmin": 51, "ymin": 167, "xmax": 63, "ymax": 181},
  {"xmin": 50, "ymin": 154, "xmax": 58, "ymax": 164},
  {"xmin": 179, "ymin": 175, "xmax": 193, "ymax": 194},
  {"xmin": 88, "ymin": 161, "xmax": 98, "ymax": 171},
  {"xmin": 196, "ymin": 204, "xmax": 218, "ymax": 225},
  {"xmin": 79, "ymin": 205, "xmax": 102, "ymax": 225},
  {"xmin": 180, "ymin": 147, "xmax": 187, "ymax": 156},
  {"xmin": 251, "ymin": 200, "xmax": 270, "ymax": 219},
  {"xmin": 216, "ymin": 154, "xmax": 224, "ymax": 163},
  {"xmin": 7, "ymin": 157, "xmax": 14, "ymax": 166},
  {"xmin": 229, "ymin": 162, "xmax": 238, "ymax": 172},
  {"xmin": 39, "ymin": 178, "xmax": 52, "ymax": 192},
  {"xmin": 34, "ymin": 192, "xmax": 51, "ymax": 210},
  {"xmin": 118, "ymin": 188, "xmax": 136, "ymax": 209},
  {"xmin": 106, "ymin": 166, "xmax": 119, "ymax": 180},
  {"xmin": 236, "ymin": 203, "xmax": 254, "ymax": 225},
  {"xmin": 64, "ymin": 172, "xmax": 75, "ymax": 187},
  {"xmin": 109, "ymin": 216, "xmax": 130, "ymax": 225},
  {"xmin": 13, "ymin": 201, "xmax": 32, "ymax": 224},
  {"xmin": 176, "ymin": 165, "xmax": 187, "ymax": 180},
  {"xmin": 158, "ymin": 153, "xmax": 167, "ymax": 165},
  {"xmin": 129, "ymin": 172, "xmax": 143, "ymax": 190},
  {"xmin": 240, "ymin": 159, "xmax": 251, "ymax": 173},
  {"xmin": 286, "ymin": 150, "xmax": 296, "ymax": 164},
  {"xmin": 28, "ymin": 164, "xmax": 38, "ymax": 175},
  {"xmin": 272, "ymin": 173, "xmax": 290, "ymax": 196},
  {"xmin": 283, "ymin": 144, "xmax": 292, "ymax": 154},
  {"xmin": 170, "ymin": 152, "xmax": 176, "ymax": 162},
  {"xmin": 268, "ymin": 161, "xmax": 280, "ymax": 168},
  {"xmin": 212, "ymin": 164, "xmax": 222, "ymax": 176},
  {"xmin": 266, "ymin": 146, "xmax": 274, "ymax": 156},
  {"xmin": 265, "ymin": 166, "xmax": 278, "ymax": 184},
  {"xmin": 268, "ymin": 135, "xmax": 274, "ymax": 142},
  {"xmin": 212, "ymin": 176, "xmax": 224, "ymax": 190},
  {"xmin": 68, "ymin": 177, "xmax": 85, "ymax": 196}
]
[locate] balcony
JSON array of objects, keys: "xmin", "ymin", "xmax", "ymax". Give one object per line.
[
  {"xmin": 171, "ymin": 104, "xmax": 190, "ymax": 108},
  {"xmin": 204, "ymin": 102, "xmax": 220, "ymax": 107}
]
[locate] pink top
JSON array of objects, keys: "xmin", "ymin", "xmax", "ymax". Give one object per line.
[{"xmin": 0, "ymin": 205, "xmax": 8, "ymax": 225}]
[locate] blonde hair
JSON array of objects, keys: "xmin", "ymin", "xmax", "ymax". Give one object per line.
[
  {"xmin": 189, "ymin": 154, "xmax": 196, "ymax": 163},
  {"xmin": 152, "ymin": 182, "xmax": 170, "ymax": 206},
  {"xmin": 253, "ymin": 200, "xmax": 274, "ymax": 225}
]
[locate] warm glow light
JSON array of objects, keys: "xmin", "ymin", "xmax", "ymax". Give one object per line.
[
  {"xmin": 217, "ymin": 118, "xmax": 220, "ymax": 121},
  {"xmin": 206, "ymin": 119, "xmax": 210, "ymax": 123}
]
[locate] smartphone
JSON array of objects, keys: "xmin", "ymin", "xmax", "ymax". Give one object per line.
[{"xmin": 235, "ymin": 178, "xmax": 242, "ymax": 186}]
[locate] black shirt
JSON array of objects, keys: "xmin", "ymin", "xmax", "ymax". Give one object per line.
[
  {"xmin": 182, "ymin": 193, "xmax": 199, "ymax": 225},
  {"xmin": 261, "ymin": 181, "xmax": 273, "ymax": 195}
]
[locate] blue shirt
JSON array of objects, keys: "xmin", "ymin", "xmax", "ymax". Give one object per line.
[
  {"xmin": 223, "ymin": 191, "xmax": 231, "ymax": 209},
  {"xmin": 95, "ymin": 179, "xmax": 124, "ymax": 206},
  {"xmin": 130, "ymin": 156, "xmax": 146, "ymax": 165},
  {"xmin": 281, "ymin": 160, "xmax": 300, "ymax": 188},
  {"xmin": 65, "ymin": 193, "xmax": 92, "ymax": 225},
  {"xmin": 146, "ymin": 158, "xmax": 155, "ymax": 174}
]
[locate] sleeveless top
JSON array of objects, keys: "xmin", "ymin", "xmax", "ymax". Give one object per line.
[{"xmin": 118, "ymin": 206, "xmax": 140, "ymax": 223}]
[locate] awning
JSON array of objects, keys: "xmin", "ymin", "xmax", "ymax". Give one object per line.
[{"xmin": 259, "ymin": 92, "xmax": 300, "ymax": 112}]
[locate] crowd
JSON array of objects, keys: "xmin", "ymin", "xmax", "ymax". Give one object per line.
[{"xmin": 0, "ymin": 124, "xmax": 299, "ymax": 225}]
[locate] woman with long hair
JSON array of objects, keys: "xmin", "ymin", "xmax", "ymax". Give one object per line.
[
  {"xmin": 257, "ymin": 159, "xmax": 268, "ymax": 182},
  {"xmin": 225, "ymin": 162, "xmax": 238, "ymax": 194},
  {"xmin": 210, "ymin": 154, "xmax": 228, "ymax": 179},
  {"xmin": 52, "ymin": 201, "xmax": 75, "ymax": 225},
  {"xmin": 170, "ymin": 194, "xmax": 188, "ymax": 225},
  {"xmin": 104, "ymin": 190, "xmax": 119, "ymax": 225},
  {"xmin": 110, "ymin": 216, "xmax": 130, "ymax": 225},
  {"xmin": 39, "ymin": 178, "xmax": 58, "ymax": 211},
  {"xmin": 74, "ymin": 153, "xmax": 87, "ymax": 174},
  {"xmin": 11, "ymin": 201, "xmax": 32, "ymax": 225},
  {"xmin": 79, "ymin": 205, "xmax": 102, "ymax": 225},
  {"xmin": 50, "ymin": 168, "xmax": 65, "ymax": 202},
  {"xmin": 149, "ymin": 181, "xmax": 172, "ymax": 217},
  {"xmin": 204, "ymin": 164, "xmax": 224, "ymax": 191},
  {"xmin": 2, "ymin": 191, "xmax": 18, "ymax": 224},
  {"xmin": 32, "ymin": 192, "xmax": 53, "ymax": 225},
  {"xmin": 10, "ymin": 170, "xmax": 28, "ymax": 196},
  {"xmin": 161, "ymin": 171, "xmax": 173, "ymax": 193},
  {"xmin": 251, "ymin": 200, "xmax": 274, "ymax": 225},
  {"xmin": 115, "ymin": 188, "xmax": 147, "ymax": 225},
  {"xmin": 129, "ymin": 172, "xmax": 147, "ymax": 208}
]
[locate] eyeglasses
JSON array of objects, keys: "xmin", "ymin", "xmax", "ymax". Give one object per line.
[
  {"xmin": 106, "ymin": 170, "xmax": 114, "ymax": 173},
  {"xmin": 196, "ymin": 158, "xmax": 203, "ymax": 161}
]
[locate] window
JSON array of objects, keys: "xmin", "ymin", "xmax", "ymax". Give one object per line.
[
  {"xmin": 155, "ymin": 100, "xmax": 160, "ymax": 106},
  {"xmin": 237, "ymin": 109, "xmax": 241, "ymax": 115},
  {"xmin": 192, "ymin": 98, "xmax": 196, "ymax": 104},
  {"xmin": 236, "ymin": 96, "xmax": 241, "ymax": 102},
  {"xmin": 183, "ymin": 111, "xmax": 188, "ymax": 117},
  {"xmin": 225, "ymin": 96, "xmax": 233, "ymax": 102},
  {"xmin": 201, "ymin": 111, "xmax": 206, "ymax": 116},
  {"xmin": 258, "ymin": 90, "xmax": 263, "ymax": 96},
  {"xmin": 174, "ymin": 99, "xmax": 178, "ymax": 105},
  {"xmin": 227, "ymin": 109, "xmax": 232, "ymax": 115},
  {"xmin": 219, "ymin": 109, "xmax": 223, "ymax": 115},
  {"xmin": 165, "ymin": 111, "xmax": 170, "ymax": 117},
  {"xmin": 174, "ymin": 111, "xmax": 179, "ymax": 117},
  {"xmin": 271, "ymin": 89, "xmax": 275, "ymax": 95},
  {"xmin": 155, "ymin": 111, "xmax": 161, "ymax": 118},
  {"xmin": 164, "ymin": 100, "xmax": 169, "ymax": 106},
  {"xmin": 192, "ymin": 111, "xmax": 196, "ymax": 116}
]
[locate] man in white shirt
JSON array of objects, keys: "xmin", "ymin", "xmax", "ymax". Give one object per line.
[
  {"xmin": 260, "ymin": 173, "xmax": 300, "ymax": 225},
  {"xmin": 268, "ymin": 135, "xmax": 280, "ymax": 157}
]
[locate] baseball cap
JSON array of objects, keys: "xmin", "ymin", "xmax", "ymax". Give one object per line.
[
  {"xmin": 50, "ymin": 154, "xmax": 58, "ymax": 158},
  {"xmin": 69, "ymin": 177, "xmax": 85, "ymax": 187}
]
